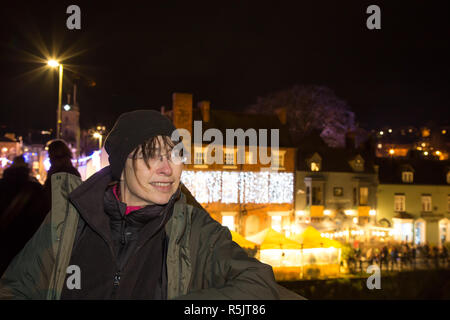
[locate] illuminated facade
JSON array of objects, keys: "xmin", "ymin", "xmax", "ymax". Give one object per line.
[
  {"xmin": 376, "ymin": 157, "xmax": 450, "ymax": 247},
  {"xmin": 295, "ymin": 146, "xmax": 378, "ymax": 229},
  {"xmin": 166, "ymin": 93, "xmax": 297, "ymax": 237}
]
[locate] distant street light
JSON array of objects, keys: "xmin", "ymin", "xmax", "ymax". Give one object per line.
[
  {"xmin": 47, "ymin": 59, "xmax": 63, "ymax": 139},
  {"xmin": 93, "ymin": 132, "xmax": 103, "ymax": 150}
]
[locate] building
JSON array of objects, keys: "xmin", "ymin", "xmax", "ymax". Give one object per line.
[
  {"xmin": 61, "ymin": 84, "xmax": 81, "ymax": 157},
  {"xmin": 376, "ymin": 157, "xmax": 450, "ymax": 247},
  {"xmin": 165, "ymin": 93, "xmax": 297, "ymax": 237},
  {"xmin": 374, "ymin": 124, "xmax": 450, "ymax": 160},
  {"xmin": 294, "ymin": 134, "xmax": 378, "ymax": 235}
]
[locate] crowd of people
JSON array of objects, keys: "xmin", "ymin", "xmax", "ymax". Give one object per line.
[
  {"xmin": 345, "ymin": 242, "xmax": 449, "ymax": 273},
  {"xmin": 0, "ymin": 139, "xmax": 80, "ymax": 276}
]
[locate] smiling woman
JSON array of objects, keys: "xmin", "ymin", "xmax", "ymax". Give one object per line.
[
  {"xmin": 121, "ymin": 135, "xmax": 184, "ymax": 206},
  {"xmin": 0, "ymin": 109, "xmax": 283, "ymax": 300}
]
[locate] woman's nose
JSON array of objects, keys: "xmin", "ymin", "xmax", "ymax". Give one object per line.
[{"xmin": 156, "ymin": 157, "xmax": 173, "ymax": 175}]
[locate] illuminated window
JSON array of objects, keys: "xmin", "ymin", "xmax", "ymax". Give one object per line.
[
  {"xmin": 271, "ymin": 216, "xmax": 282, "ymax": 233},
  {"xmin": 447, "ymin": 172, "xmax": 450, "ymax": 184},
  {"xmin": 311, "ymin": 162, "xmax": 320, "ymax": 171},
  {"xmin": 359, "ymin": 187, "xmax": 369, "ymax": 205},
  {"xmin": 246, "ymin": 150, "xmax": 256, "ymax": 164},
  {"xmin": 421, "ymin": 128, "xmax": 430, "ymax": 137},
  {"xmin": 194, "ymin": 150, "xmax": 203, "ymax": 164},
  {"xmin": 402, "ymin": 171, "xmax": 413, "ymax": 183},
  {"xmin": 224, "ymin": 149, "xmax": 235, "ymax": 165},
  {"xmin": 394, "ymin": 194, "xmax": 406, "ymax": 212},
  {"xmin": 421, "ymin": 195, "xmax": 432, "ymax": 212},
  {"xmin": 272, "ymin": 154, "xmax": 284, "ymax": 168},
  {"xmin": 222, "ymin": 216, "xmax": 235, "ymax": 231}
]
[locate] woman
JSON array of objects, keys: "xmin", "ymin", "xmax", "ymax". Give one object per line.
[{"xmin": 0, "ymin": 110, "xmax": 282, "ymax": 300}]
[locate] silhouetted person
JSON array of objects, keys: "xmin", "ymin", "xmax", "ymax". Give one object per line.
[
  {"xmin": 0, "ymin": 156, "xmax": 49, "ymax": 276},
  {"xmin": 433, "ymin": 246, "xmax": 439, "ymax": 269},
  {"xmin": 441, "ymin": 246, "xmax": 448, "ymax": 267},
  {"xmin": 411, "ymin": 245, "xmax": 417, "ymax": 269},
  {"xmin": 43, "ymin": 140, "xmax": 81, "ymax": 203}
]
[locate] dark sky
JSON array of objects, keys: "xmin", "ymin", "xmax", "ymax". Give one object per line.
[{"xmin": 1, "ymin": 1, "xmax": 449, "ymax": 135}]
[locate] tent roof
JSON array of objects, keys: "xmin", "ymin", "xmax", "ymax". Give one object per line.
[
  {"xmin": 246, "ymin": 228, "xmax": 302, "ymax": 250},
  {"xmin": 230, "ymin": 230, "xmax": 258, "ymax": 249},
  {"xmin": 290, "ymin": 226, "xmax": 342, "ymax": 248}
]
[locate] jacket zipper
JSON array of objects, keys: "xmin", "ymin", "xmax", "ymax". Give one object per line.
[
  {"xmin": 112, "ymin": 216, "xmax": 127, "ymax": 298},
  {"xmin": 111, "ymin": 270, "xmax": 121, "ymax": 298}
]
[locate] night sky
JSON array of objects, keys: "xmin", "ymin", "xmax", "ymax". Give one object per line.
[{"xmin": 1, "ymin": 1, "xmax": 449, "ymax": 135}]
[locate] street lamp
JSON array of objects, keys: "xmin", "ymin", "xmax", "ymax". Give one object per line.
[
  {"xmin": 47, "ymin": 59, "xmax": 63, "ymax": 139},
  {"xmin": 93, "ymin": 132, "xmax": 103, "ymax": 150}
]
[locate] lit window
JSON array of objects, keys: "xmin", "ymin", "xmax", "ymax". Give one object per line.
[
  {"xmin": 271, "ymin": 216, "xmax": 282, "ymax": 233},
  {"xmin": 421, "ymin": 195, "xmax": 432, "ymax": 212},
  {"xmin": 311, "ymin": 162, "xmax": 320, "ymax": 171},
  {"xmin": 447, "ymin": 172, "xmax": 450, "ymax": 184},
  {"xmin": 272, "ymin": 154, "xmax": 284, "ymax": 168},
  {"xmin": 246, "ymin": 151, "xmax": 256, "ymax": 164},
  {"xmin": 194, "ymin": 150, "xmax": 203, "ymax": 164},
  {"xmin": 222, "ymin": 216, "xmax": 235, "ymax": 231},
  {"xmin": 224, "ymin": 150, "xmax": 235, "ymax": 165},
  {"xmin": 402, "ymin": 171, "xmax": 413, "ymax": 183},
  {"xmin": 359, "ymin": 187, "xmax": 369, "ymax": 205},
  {"xmin": 394, "ymin": 194, "xmax": 406, "ymax": 212}
]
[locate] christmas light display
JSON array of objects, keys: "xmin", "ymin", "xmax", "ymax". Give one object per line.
[
  {"xmin": 222, "ymin": 171, "xmax": 240, "ymax": 203},
  {"xmin": 180, "ymin": 170, "xmax": 293, "ymax": 204}
]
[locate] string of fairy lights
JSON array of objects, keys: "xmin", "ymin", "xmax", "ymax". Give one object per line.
[{"xmin": 181, "ymin": 170, "xmax": 294, "ymax": 204}]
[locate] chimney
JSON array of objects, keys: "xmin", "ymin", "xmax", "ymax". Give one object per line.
[
  {"xmin": 73, "ymin": 83, "xmax": 77, "ymax": 105},
  {"xmin": 198, "ymin": 100, "xmax": 210, "ymax": 122},
  {"xmin": 172, "ymin": 93, "xmax": 193, "ymax": 135},
  {"xmin": 275, "ymin": 107, "xmax": 287, "ymax": 125}
]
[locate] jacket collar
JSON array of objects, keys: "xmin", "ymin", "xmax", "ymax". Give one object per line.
[
  {"xmin": 67, "ymin": 166, "xmax": 188, "ymax": 245},
  {"xmin": 68, "ymin": 166, "xmax": 115, "ymax": 244}
]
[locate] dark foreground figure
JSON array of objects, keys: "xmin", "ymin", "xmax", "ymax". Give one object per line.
[{"xmin": 0, "ymin": 156, "xmax": 49, "ymax": 277}]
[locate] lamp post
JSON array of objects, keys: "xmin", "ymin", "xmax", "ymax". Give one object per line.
[
  {"xmin": 93, "ymin": 132, "xmax": 103, "ymax": 150},
  {"xmin": 47, "ymin": 60, "xmax": 63, "ymax": 139}
]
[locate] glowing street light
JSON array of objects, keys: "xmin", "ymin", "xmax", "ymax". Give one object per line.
[
  {"xmin": 93, "ymin": 132, "xmax": 103, "ymax": 150},
  {"xmin": 47, "ymin": 59, "xmax": 59, "ymax": 67},
  {"xmin": 389, "ymin": 149, "xmax": 395, "ymax": 155},
  {"xmin": 47, "ymin": 59, "xmax": 63, "ymax": 139}
]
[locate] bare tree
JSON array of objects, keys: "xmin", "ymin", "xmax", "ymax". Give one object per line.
[{"xmin": 246, "ymin": 85, "xmax": 356, "ymax": 147}]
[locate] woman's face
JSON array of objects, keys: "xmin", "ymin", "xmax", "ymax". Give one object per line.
[{"xmin": 120, "ymin": 136, "xmax": 183, "ymax": 206}]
